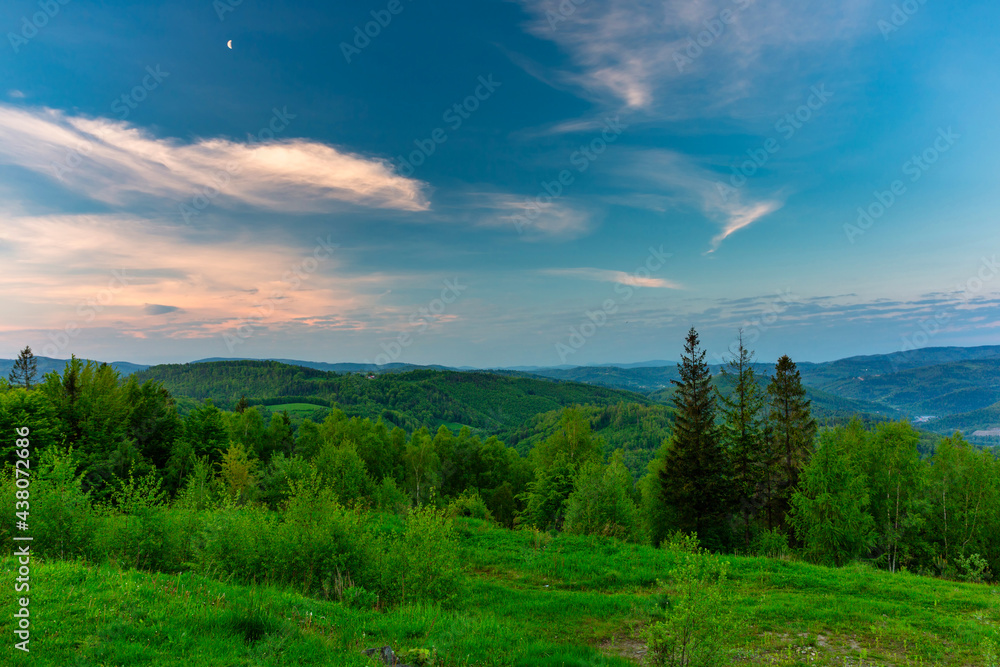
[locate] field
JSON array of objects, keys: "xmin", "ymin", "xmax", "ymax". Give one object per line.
[{"xmin": 6, "ymin": 518, "xmax": 997, "ymax": 666}]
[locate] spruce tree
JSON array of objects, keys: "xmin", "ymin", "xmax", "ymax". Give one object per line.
[
  {"xmin": 766, "ymin": 354, "xmax": 817, "ymax": 527},
  {"xmin": 8, "ymin": 345, "xmax": 38, "ymax": 389},
  {"xmin": 717, "ymin": 330, "xmax": 766, "ymax": 548},
  {"xmin": 660, "ymin": 327, "xmax": 731, "ymax": 549}
]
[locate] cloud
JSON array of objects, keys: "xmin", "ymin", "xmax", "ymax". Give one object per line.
[
  {"xmin": 0, "ymin": 212, "xmax": 375, "ymax": 340},
  {"xmin": 472, "ymin": 193, "xmax": 594, "ymax": 240},
  {"xmin": 615, "ymin": 149, "xmax": 783, "ymax": 250},
  {"xmin": 543, "ymin": 267, "xmax": 682, "ymax": 289},
  {"xmin": 0, "ymin": 104, "xmax": 429, "ymax": 214},
  {"xmin": 514, "ymin": 0, "xmax": 875, "ymax": 117},
  {"xmin": 143, "ymin": 304, "xmax": 182, "ymax": 316}
]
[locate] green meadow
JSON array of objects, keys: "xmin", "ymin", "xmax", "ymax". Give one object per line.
[{"xmin": 4, "ymin": 518, "xmax": 997, "ymax": 666}]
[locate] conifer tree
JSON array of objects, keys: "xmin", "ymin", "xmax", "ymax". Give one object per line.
[
  {"xmin": 8, "ymin": 345, "xmax": 38, "ymax": 389},
  {"xmin": 766, "ymin": 354, "xmax": 817, "ymax": 526},
  {"xmin": 660, "ymin": 327, "xmax": 731, "ymax": 549},
  {"xmin": 717, "ymin": 331, "xmax": 766, "ymax": 548}
]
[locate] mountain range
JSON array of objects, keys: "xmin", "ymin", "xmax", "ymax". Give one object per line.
[{"xmin": 3, "ymin": 346, "xmax": 1000, "ymax": 438}]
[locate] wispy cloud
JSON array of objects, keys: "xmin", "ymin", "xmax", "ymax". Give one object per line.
[
  {"xmin": 0, "ymin": 104, "xmax": 429, "ymax": 214},
  {"xmin": 543, "ymin": 267, "xmax": 682, "ymax": 288},
  {"xmin": 472, "ymin": 193, "xmax": 594, "ymax": 240},
  {"xmin": 615, "ymin": 149, "xmax": 783, "ymax": 250},
  {"xmin": 515, "ymin": 0, "xmax": 875, "ymax": 118}
]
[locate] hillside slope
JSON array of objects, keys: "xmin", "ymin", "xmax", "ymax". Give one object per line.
[
  {"xmin": 5, "ymin": 521, "xmax": 996, "ymax": 666},
  {"xmin": 134, "ymin": 361, "xmax": 652, "ymax": 432}
]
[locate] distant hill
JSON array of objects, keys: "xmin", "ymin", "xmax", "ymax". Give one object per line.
[
  {"xmin": 134, "ymin": 360, "xmax": 653, "ymax": 433},
  {"xmin": 925, "ymin": 400, "xmax": 1000, "ymax": 436},
  {"xmin": 192, "ymin": 357, "xmax": 456, "ymax": 373},
  {"xmin": 0, "ymin": 356, "xmax": 148, "ymax": 380},
  {"xmin": 802, "ymin": 358, "xmax": 1000, "ymax": 417}
]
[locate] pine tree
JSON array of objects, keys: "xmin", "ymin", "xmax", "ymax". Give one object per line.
[
  {"xmin": 717, "ymin": 330, "xmax": 766, "ymax": 548},
  {"xmin": 766, "ymin": 355, "xmax": 817, "ymax": 527},
  {"xmin": 660, "ymin": 327, "xmax": 731, "ymax": 550},
  {"xmin": 8, "ymin": 346, "xmax": 38, "ymax": 389}
]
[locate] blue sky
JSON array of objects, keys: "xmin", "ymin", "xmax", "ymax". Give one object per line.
[{"xmin": 1, "ymin": 0, "xmax": 998, "ymax": 368}]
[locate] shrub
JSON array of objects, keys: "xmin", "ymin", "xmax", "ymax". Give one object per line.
[
  {"xmin": 751, "ymin": 527, "xmax": 790, "ymax": 559},
  {"xmin": 446, "ymin": 489, "xmax": 493, "ymax": 522},
  {"xmin": 647, "ymin": 537, "xmax": 737, "ymax": 667},
  {"xmin": 2, "ymin": 448, "xmax": 96, "ymax": 559}
]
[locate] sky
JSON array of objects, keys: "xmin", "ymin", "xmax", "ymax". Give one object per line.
[{"xmin": 1, "ymin": 0, "xmax": 998, "ymax": 368}]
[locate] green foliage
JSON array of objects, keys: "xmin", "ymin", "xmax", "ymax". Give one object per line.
[
  {"xmin": 563, "ymin": 450, "xmax": 641, "ymax": 542},
  {"xmin": 750, "ymin": 527, "xmax": 790, "ymax": 558},
  {"xmin": 314, "ymin": 440, "xmax": 374, "ymax": 504},
  {"xmin": 660, "ymin": 328, "xmax": 732, "ymax": 551},
  {"xmin": 717, "ymin": 331, "xmax": 768, "ymax": 549},
  {"xmin": 390, "ymin": 504, "xmax": 461, "ymax": 605},
  {"xmin": 790, "ymin": 429, "xmax": 874, "ymax": 566},
  {"xmin": 0, "ymin": 447, "xmax": 94, "ymax": 559},
  {"xmin": 647, "ymin": 535, "xmax": 737, "ymax": 666},
  {"xmin": 8, "ymin": 345, "xmax": 38, "ymax": 389},
  {"xmin": 766, "ymin": 354, "xmax": 818, "ymax": 529},
  {"xmin": 446, "ymin": 489, "xmax": 494, "ymax": 522},
  {"xmin": 134, "ymin": 361, "xmax": 649, "ymax": 433},
  {"xmin": 519, "ymin": 450, "xmax": 575, "ymax": 530}
]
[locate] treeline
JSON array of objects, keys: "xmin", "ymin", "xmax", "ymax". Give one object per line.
[
  {"xmin": 2, "ymin": 342, "xmax": 998, "ymax": 584},
  {"xmin": 133, "ymin": 360, "xmax": 650, "ymax": 431},
  {"xmin": 639, "ymin": 329, "xmax": 998, "ymax": 580}
]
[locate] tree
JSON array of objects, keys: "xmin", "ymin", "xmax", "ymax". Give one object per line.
[
  {"xmin": 218, "ymin": 441, "xmax": 260, "ymax": 503},
  {"xmin": 404, "ymin": 428, "xmax": 440, "ymax": 505},
  {"xmin": 519, "ymin": 450, "xmax": 576, "ymax": 530},
  {"xmin": 8, "ymin": 346, "xmax": 38, "ymax": 389},
  {"xmin": 766, "ymin": 355, "xmax": 817, "ymax": 527},
  {"xmin": 660, "ymin": 327, "xmax": 731, "ymax": 550},
  {"xmin": 789, "ymin": 429, "xmax": 874, "ymax": 566},
  {"xmin": 564, "ymin": 450, "xmax": 641, "ymax": 541},
  {"xmin": 717, "ymin": 330, "xmax": 767, "ymax": 548},
  {"xmin": 853, "ymin": 421, "xmax": 924, "ymax": 572}
]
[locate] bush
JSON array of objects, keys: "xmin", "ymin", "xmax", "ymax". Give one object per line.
[
  {"xmin": 446, "ymin": 490, "xmax": 493, "ymax": 522},
  {"xmin": 1, "ymin": 448, "xmax": 96, "ymax": 559},
  {"xmin": 647, "ymin": 537, "xmax": 737, "ymax": 667},
  {"xmin": 370, "ymin": 504, "xmax": 461, "ymax": 606},
  {"xmin": 751, "ymin": 527, "xmax": 790, "ymax": 559}
]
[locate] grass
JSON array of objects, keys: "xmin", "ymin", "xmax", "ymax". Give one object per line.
[
  {"xmin": 263, "ymin": 402, "xmax": 331, "ymax": 417},
  {"xmin": 3, "ymin": 518, "xmax": 998, "ymax": 666}
]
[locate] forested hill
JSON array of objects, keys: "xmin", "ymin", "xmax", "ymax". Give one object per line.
[{"xmin": 133, "ymin": 360, "xmax": 653, "ymax": 432}]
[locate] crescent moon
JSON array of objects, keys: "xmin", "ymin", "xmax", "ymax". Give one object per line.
[{"xmin": 227, "ymin": 40, "xmax": 232, "ymax": 49}]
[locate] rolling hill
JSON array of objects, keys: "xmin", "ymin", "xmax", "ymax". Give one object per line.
[{"xmin": 133, "ymin": 360, "xmax": 654, "ymax": 433}]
